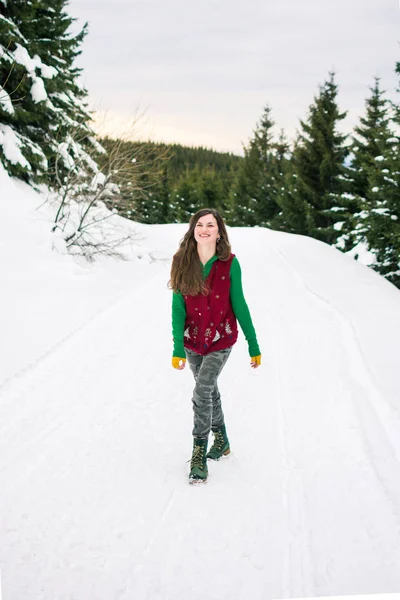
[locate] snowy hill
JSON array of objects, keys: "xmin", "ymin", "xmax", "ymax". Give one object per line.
[{"xmin": 1, "ymin": 167, "xmax": 400, "ymax": 599}]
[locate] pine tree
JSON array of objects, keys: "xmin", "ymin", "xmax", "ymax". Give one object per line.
[
  {"xmin": 230, "ymin": 142, "xmax": 261, "ymax": 226},
  {"xmin": 198, "ymin": 170, "xmax": 224, "ymax": 214},
  {"xmin": 230, "ymin": 105, "xmax": 281, "ymax": 227},
  {"xmin": 167, "ymin": 167, "xmax": 226, "ymax": 223},
  {"xmin": 361, "ymin": 65, "xmax": 400, "ymax": 287},
  {"xmin": 172, "ymin": 172, "xmax": 202, "ymax": 222},
  {"xmin": 0, "ymin": 0, "xmax": 97, "ymax": 184},
  {"xmin": 291, "ymin": 73, "xmax": 352, "ymax": 244},
  {"xmin": 266, "ymin": 130, "xmax": 296, "ymax": 232},
  {"xmin": 352, "ymin": 78, "xmax": 393, "ymax": 198},
  {"xmin": 0, "ymin": 1, "xmax": 49, "ymax": 180},
  {"xmin": 337, "ymin": 78, "xmax": 395, "ymax": 253},
  {"xmin": 272, "ymin": 151, "xmax": 308, "ymax": 234}
]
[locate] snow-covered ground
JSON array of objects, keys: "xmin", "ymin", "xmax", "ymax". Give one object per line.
[{"xmin": 1, "ymin": 166, "xmax": 400, "ymax": 599}]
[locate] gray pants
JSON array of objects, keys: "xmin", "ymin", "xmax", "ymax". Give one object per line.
[{"xmin": 185, "ymin": 347, "xmax": 232, "ymax": 439}]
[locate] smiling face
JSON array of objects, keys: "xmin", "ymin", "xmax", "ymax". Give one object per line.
[{"xmin": 194, "ymin": 213, "xmax": 219, "ymax": 246}]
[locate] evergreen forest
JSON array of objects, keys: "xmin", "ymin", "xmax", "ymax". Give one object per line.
[{"xmin": 0, "ymin": 1, "xmax": 399, "ymax": 286}]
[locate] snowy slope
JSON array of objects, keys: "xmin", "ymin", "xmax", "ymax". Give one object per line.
[{"xmin": 1, "ymin": 168, "xmax": 400, "ymax": 600}]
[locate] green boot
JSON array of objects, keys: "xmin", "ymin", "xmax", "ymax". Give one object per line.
[
  {"xmin": 206, "ymin": 424, "xmax": 230, "ymax": 460},
  {"xmin": 189, "ymin": 437, "xmax": 208, "ymax": 484}
]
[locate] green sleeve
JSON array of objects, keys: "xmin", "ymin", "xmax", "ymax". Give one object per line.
[
  {"xmin": 230, "ymin": 256, "xmax": 261, "ymax": 357},
  {"xmin": 172, "ymin": 291, "xmax": 186, "ymax": 357}
]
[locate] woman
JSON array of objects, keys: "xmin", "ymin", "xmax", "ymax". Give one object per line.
[{"xmin": 170, "ymin": 208, "xmax": 261, "ymax": 484}]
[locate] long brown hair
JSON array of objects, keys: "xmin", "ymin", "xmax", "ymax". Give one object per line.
[{"xmin": 169, "ymin": 208, "xmax": 232, "ymax": 295}]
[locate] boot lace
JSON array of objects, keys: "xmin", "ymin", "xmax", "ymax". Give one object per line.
[
  {"xmin": 211, "ymin": 430, "xmax": 224, "ymax": 451},
  {"xmin": 189, "ymin": 444, "xmax": 205, "ymax": 468}
]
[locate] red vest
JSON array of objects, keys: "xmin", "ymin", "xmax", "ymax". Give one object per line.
[{"xmin": 183, "ymin": 254, "xmax": 238, "ymax": 355}]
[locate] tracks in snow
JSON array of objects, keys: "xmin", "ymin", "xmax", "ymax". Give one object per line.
[
  {"xmin": 0, "ymin": 269, "xmax": 163, "ymax": 400},
  {"xmin": 262, "ymin": 264, "xmax": 315, "ymax": 597},
  {"xmin": 264, "ymin": 239, "xmax": 400, "ymax": 595},
  {"xmin": 272, "ymin": 243, "xmax": 400, "ymax": 466},
  {"xmin": 0, "ymin": 268, "xmax": 166, "ymax": 476}
]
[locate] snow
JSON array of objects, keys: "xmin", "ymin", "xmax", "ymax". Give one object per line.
[
  {"xmin": 372, "ymin": 208, "xmax": 390, "ymax": 216},
  {"xmin": 333, "ymin": 221, "xmax": 344, "ymax": 231},
  {"xmin": 30, "ymin": 76, "xmax": 47, "ymax": 103},
  {"xmin": 0, "ymin": 124, "xmax": 31, "ymax": 168},
  {"xmin": 25, "ymin": 135, "xmax": 48, "ymax": 166},
  {"xmin": 53, "ymin": 91, "xmax": 74, "ymax": 105},
  {"xmin": 0, "ymin": 83, "xmax": 14, "ymax": 114},
  {"xmin": 90, "ymin": 171, "xmax": 107, "ymax": 189},
  {"xmin": 346, "ymin": 241, "xmax": 376, "ymax": 266},
  {"xmin": 39, "ymin": 62, "xmax": 58, "ymax": 80},
  {"xmin": 88, "ymin": 135, "xmax": 107, "ymax": 155},
  {"xmin": 1, "ymin": 166, "xmax": 400, "ymax": 599},
  {"xmin": 0, "ymin": 16, "xmax": 23, "ymax": 39},
  {"xmin": 56, "ymin": 140, "xmax": 76, "ymax": 169},
  {"xmin": 0, "ymin": 124, "xmax": 47, "ymax": 170},
  {"xmin": 13, "ymin": 44, "xmax": 57, "ymax": 79},
  {"xmin": 10, "ymin": 44, "xmax": 57, "ymax": 105}
]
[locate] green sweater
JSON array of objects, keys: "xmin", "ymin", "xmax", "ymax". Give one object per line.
[{"xmin": 172, "ymin": 255, "xmax": 260, "ymax": 358}]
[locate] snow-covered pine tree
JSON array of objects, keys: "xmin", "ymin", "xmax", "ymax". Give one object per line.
[
  {"xmin": 291, "ymin": 73, "xmax": 353, "ymax": 244},
  {"xmin": 230, "ymin": 105, "xmax": 282, "ymax": 227},
  {"xmin": 361, "ymin": 65, "xmax": 400, "ymax": 287},
  {"xmin": 0, "ymin": 0, "xmax": 99, "ymax": 184},
  {"xmin": 0, "ymin": 0, "xmax": 49, "ymax": 179},
  {"xmin": 338, "ymin": 78, "xmax": 395, "ymax": 254},
  {"xmin": 352, "ymin": 78, "xmax": 393, "ymax": 199}
]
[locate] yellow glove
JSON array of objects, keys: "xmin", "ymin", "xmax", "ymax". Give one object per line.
[
  {"xmin": 250, "ymin": 355, "xmax": 261, "ymax": 368},
  {"xmin": 172, "ymin": 357, "xmax": 186, "ymax": 370}
]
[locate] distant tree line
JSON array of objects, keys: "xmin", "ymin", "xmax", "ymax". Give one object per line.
[{"xmin": 97, "ymin": 139, "xmax": 242, "ymax": 225}]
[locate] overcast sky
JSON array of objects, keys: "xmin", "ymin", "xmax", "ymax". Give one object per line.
[{"xmin": 70, "ymin": 0, "xmax": 400, "ymax": 155}]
